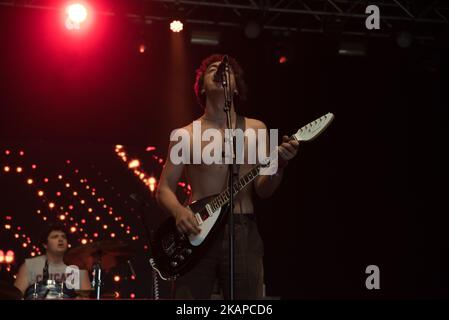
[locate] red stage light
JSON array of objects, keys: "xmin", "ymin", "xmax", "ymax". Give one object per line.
[
  {"xmin": 279, "ymin": 56, "xmax": 288, "ymax": 64},
  {"xmin": 5, "ymin": 250, "xmax": 14, "ymax": 264},
  {"xmin": 4, "ymin": 166, "xmax": 10, "ymax": 172}
]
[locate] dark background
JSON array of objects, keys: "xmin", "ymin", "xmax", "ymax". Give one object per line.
[{"xmin": 0, "ymin": 2, "xmax": 448, "ymax": 299}]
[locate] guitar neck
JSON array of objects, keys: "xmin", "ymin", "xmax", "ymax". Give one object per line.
[{"xmin": 208, "ymin": 164, "xmax": 262, "ymax": 212}]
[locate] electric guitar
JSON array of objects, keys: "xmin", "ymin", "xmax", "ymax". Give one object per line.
[{"xmin": 150, "ymin": 112, "xmax": 335, "ymax": 279}]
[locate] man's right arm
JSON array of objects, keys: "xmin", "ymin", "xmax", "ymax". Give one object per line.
[{"xmin": 156, "ymin": 141, "xmax": 200, "ymax": 235}]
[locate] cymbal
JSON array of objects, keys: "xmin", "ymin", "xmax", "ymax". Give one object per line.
[
  {"xmin": 74, "ymin": 290, "xmax": 118, "ymax": 300},
  {"xmin": 0, "ymin": 281, "xmax": 23, "ymax": 300},
  {"xmin": 64, "ymin": 240, "xmax": 134, "ymax": 272}
]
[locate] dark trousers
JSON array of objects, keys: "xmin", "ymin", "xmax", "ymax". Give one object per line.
[{"xmin": 174, "ymin": 214, "xmax": 264, "ymax": 300}]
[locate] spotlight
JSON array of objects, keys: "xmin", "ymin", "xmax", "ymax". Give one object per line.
[
  {"xmin": 279, "ymin": 56, "xmax": 288, "ymax": 64},
  {"xmin": 138, "ymin": 43, "xmax": 147, "ymax": 54},
  {"xmin": 5, "ymin": 251, "xmax": 14, "ymax": 264},
  {"xmin": 274, "ymin": 43, "xmax": 292, "ymax": 65},
  {"xmin": 170, "ymin": 20, "xmax": 183, "ymax": 33},
  {"xmin": 65, "ymin": 3, "xmax": 88, "ymax": 30},
  {"xmin": 128, "ymin": 160, "xmax": 140, "ymax": 169}
]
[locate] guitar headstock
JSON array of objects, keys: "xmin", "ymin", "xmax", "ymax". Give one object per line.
[{"xmin": 293, "ymin": 112, "xmax": 334, "ymax": 142}]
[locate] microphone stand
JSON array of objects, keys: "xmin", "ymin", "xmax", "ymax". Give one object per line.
[{"xmin": 219, "ymin": 57, "xmax": 237, "ymax": 300}]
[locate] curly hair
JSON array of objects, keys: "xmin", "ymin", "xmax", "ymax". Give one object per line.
[
  {"xmin": 194, "ymin": 54, "xmax": 248, "ymax": 109},
  {"xmin": 40, "ymin": 223, "xmax": 68, "ymax": 246}
]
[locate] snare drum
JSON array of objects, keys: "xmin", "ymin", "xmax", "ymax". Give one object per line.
[{"xmin": 25, "ymin": 280, "xmax": 76, "ymax": 300}]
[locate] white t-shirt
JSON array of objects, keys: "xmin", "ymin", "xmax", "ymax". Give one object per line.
[{"xmin": 25, "ymin": 255, "xmax": 88, "ymax": 288}]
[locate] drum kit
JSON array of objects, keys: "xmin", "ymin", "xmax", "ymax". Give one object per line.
[{"xmin": 0, "ymin": 240, "xmax": 134, "ymax": 300}]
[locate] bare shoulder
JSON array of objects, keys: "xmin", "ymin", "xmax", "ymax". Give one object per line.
[
  {"xmin": 245, "ymin": 117, "xmax": 267, "ymax": 130},
  {"xmin": 173, "ymin": 122, "xmax": 193, "ymax": 135},
  {"xmin": 168, "ymin": 120, "xmax": 197, "ymax": 143}
]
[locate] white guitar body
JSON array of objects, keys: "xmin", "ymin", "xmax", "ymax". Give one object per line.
[{"xmin": 188, "ymin": 206, "xmax": 222, "ymax": 246}]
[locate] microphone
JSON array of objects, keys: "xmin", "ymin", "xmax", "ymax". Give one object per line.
[{"xmin": 213, "ymin": 55, "xmax": 229, "ymax": 83}]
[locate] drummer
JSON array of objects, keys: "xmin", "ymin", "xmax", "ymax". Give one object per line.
[{"xmin": 13, "ymin": 223, "xmax": 92, "ymax": 297}]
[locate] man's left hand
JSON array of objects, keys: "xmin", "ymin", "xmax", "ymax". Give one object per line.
[{"xmin": 278, "ymin": 135, "xmax": 300, "ymax": 167}]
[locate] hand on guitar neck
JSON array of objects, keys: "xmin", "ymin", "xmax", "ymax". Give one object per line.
[{"xmin": 278, "ymin": 135, "xmax": 300, "ymax": 169}]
